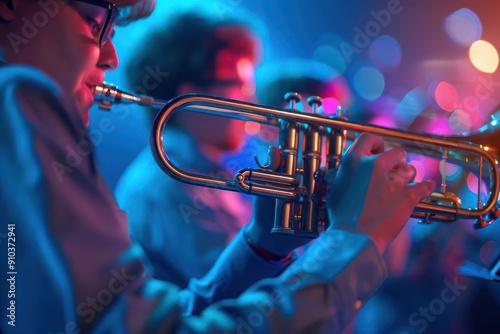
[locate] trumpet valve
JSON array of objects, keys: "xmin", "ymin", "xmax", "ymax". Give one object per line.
[
  {"xmin": 306, "ymin": 96, "xmax": 323, "ymax": 114},
  {"xmin": 285, "ymin": 92, "xmax": 302, "ymax": 109}
]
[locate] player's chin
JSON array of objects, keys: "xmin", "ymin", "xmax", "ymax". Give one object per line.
[
  {"xmin": 75, "ymin": 102, "xmax": 91, "ymax": 127},
  {"xmin": 81, "ymin": 109, "xmax": 90, "ymax": 127},
  {"xmin": 74, "ymin": 89, "xmax": 93, "ymax": 127}
]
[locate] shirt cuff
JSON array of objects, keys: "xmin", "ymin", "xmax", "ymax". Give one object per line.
[{"xmin": 278, "ymin": 228, "xmax": 387, "ymax": 325}]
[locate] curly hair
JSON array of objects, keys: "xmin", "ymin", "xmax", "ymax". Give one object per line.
[
  {"xmin": 126, "ymin": 11, "xmax": 260, "ymax": 123},
  {"xmin": 257, "ymin": 60, "xmax": 337, "ymax": 108},
  {"xmin": 0, "ymin": 0, "xmax": 13, "ymax": 10},
  {"xmin": 113, "ymin": 0, "xmax": 156, "ymax": 25}
]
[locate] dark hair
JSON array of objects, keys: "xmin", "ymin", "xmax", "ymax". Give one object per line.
[
  {"xmin": 2, "ymin": 0, "xmax": 12, "ymax": 9},
  {"xmin": 257, "ymin": 59, "xmax": 337, "ymax": 107},
  {"xmin": 0, "ymin": 1, "xmax": 154, "ymax": 23},
  {"xmin": 126, "ymin": 12, "xmax": 260, "ymax": 123},
  {"xmin": 113, "ymin": 0, "xmax": 155, "ymax": 25}
]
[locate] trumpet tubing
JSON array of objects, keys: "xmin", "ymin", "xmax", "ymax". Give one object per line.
[{"xmin": 93, "ymin": 83, "xmax": 500, "ymax": 235}]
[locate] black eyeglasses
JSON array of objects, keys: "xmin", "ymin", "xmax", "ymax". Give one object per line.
[{"xmin": 73, "ymin": 0, "xmax": 118, "ymax": 47}]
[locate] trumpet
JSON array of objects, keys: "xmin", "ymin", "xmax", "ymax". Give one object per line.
[{"xmin": 93, "ymin": 83, "xmax": 500, "ymax": 236}]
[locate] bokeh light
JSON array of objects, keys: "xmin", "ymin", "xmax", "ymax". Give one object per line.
[
  {"xmin": 321, "ymin": 76, "xmax": 352, "ymax": 109},
  {"xmin": 438, "ymin": 161, "xmax": 462, "ymax": 182},
  {"xmin": 449, "ymin": 108, "xmax": 472, "ymax": 133},
  {"xmin": 466, "ymin": 172, "xmax": 488, "ymax": 195},
  {"xmin": 428, "ymin": 114, "xmax": 452, "ymax": 135},
  {"xmin": 434, "ymin": 81, "xmax": 459, "ymax": 112},
  {"xmin": 321, "ymin": 97, "xmax": 342, "ymax": 115},
  {"xmin": 352, "ymin": 66, "xmax": 385, "ymax": 101},
  {"xmin": 369, "ymin": 114, "xmax": 397, "ymax": 128},
  {"xmin": 245, "ymin": 121, "xmax": 261, "ymax": 135},
  {"xmin": 369, "ymin": 35, "xmax": 402, "ymax": 71},
  {"xmin": 312, "ymin": 34, "xmax": 348, "ymax": 75},
  {"xmin": 469, "ymin": 40, "xmax": 499, "ymax": 73},
  {"xmin": 444, "ymin": 8, "xmax": 482, "ymax": 47},
  {"xmin": 461, "ymin": 95, "xmax": 481, "ymax": 125},
  {"xmin": 395, "ymin": 87, "xmax": 427, "ymax": 127},
  {"xmin": 237, "ymin": 58, "xmax": 257, "ymax": 96}
]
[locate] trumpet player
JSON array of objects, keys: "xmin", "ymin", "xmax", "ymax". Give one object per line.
[
  {"xmin": 115, "ymin": 11, "xmax": 259, "ymax": 289},
  {"xmin": 0, "ymin": 1, "xmax": 434, "ymax": 333}
]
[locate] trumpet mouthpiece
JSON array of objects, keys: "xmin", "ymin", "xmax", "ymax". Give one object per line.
[{"xmin": 92, "ymin": 82, "xmax": 164, "ymax": 110}]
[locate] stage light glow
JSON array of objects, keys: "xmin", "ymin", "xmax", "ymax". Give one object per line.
[
  {"xmin": 428, "ymin": 115, "xmax": 452, "ymax": 135},
  {"xmin": 438, "ymin": 161, "xmax": 462, "ymax": 182},
  {"xmin": 369, "ymin": 115, "xmax": 397, "ymax": 128},
  {"xmin": 237, "ymin": 58, "xmax": 256, "ymax": 96},
  {"xmin": 352, "ymin": 66, "xmax": 385, "ymax": 101},
  {"xmin": 369, "ymin": 35, "xmax": 402, "ymax": 71},
  {"xmin": 245, "ymin": 121, "xmax": 261, "ymax": 135},
  {"xmin": 370, "ymin": 95, "xmax": 397, "ymax": 114},
  {"xmin": 469, "ymin": 40, "xmax": 499, "ymax": 73},
  {"xmin": 466, "ymin": 172, "xmax": 488, "ymax": 195},
  {"xmin": 312, "ymin": 44, "xmax": 347, "ymax": 75},
  {"xmin": 445, "ymin": 8, "xmax": 482, "ymax": 47},
  {"xmin": 322, "ymin": 77, "xmax": 352, "ymax": 108},
  {"xmin": 450, "ymin": 89, "xmax": 490, "ymax": 130},
  {"xmin": 321, "ymin": 97, "xmax": 342, "ymax": 115},
  {"xmin": 467, "ymin": 172, "xmax": 477, "ymax": 194},
  {"xmin": 434, "ymin": 81, "xmax": 459, "ymax": 112},
  {"xmin": 449, "ymin": 109, "xmax": 472, "ymax": 133}
]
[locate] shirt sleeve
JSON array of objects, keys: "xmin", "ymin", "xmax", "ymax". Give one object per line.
[
  {"xmin": 89, "ymin": 230, "xmax": 386, "ymax": 334},
  {"xmin": 116, "ymin": 166, "xmax": 249, "ymax": 286},
  {"xmin": 0, "ymin": 66, "xmax": 79, "ymax": 332},
  {"xmin": 0, "ymin": 66, "xmax": 386, "ymax": 334}
]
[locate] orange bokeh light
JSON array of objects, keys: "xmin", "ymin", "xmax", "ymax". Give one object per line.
[{"xmin": 469, "ymin": 40, "xmax": 499, "ymax": 73}]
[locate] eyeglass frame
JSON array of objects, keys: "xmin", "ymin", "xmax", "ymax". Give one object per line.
[{"xmin": 73, "ymin": 0, "xmax": 119, "ymax": 47}]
